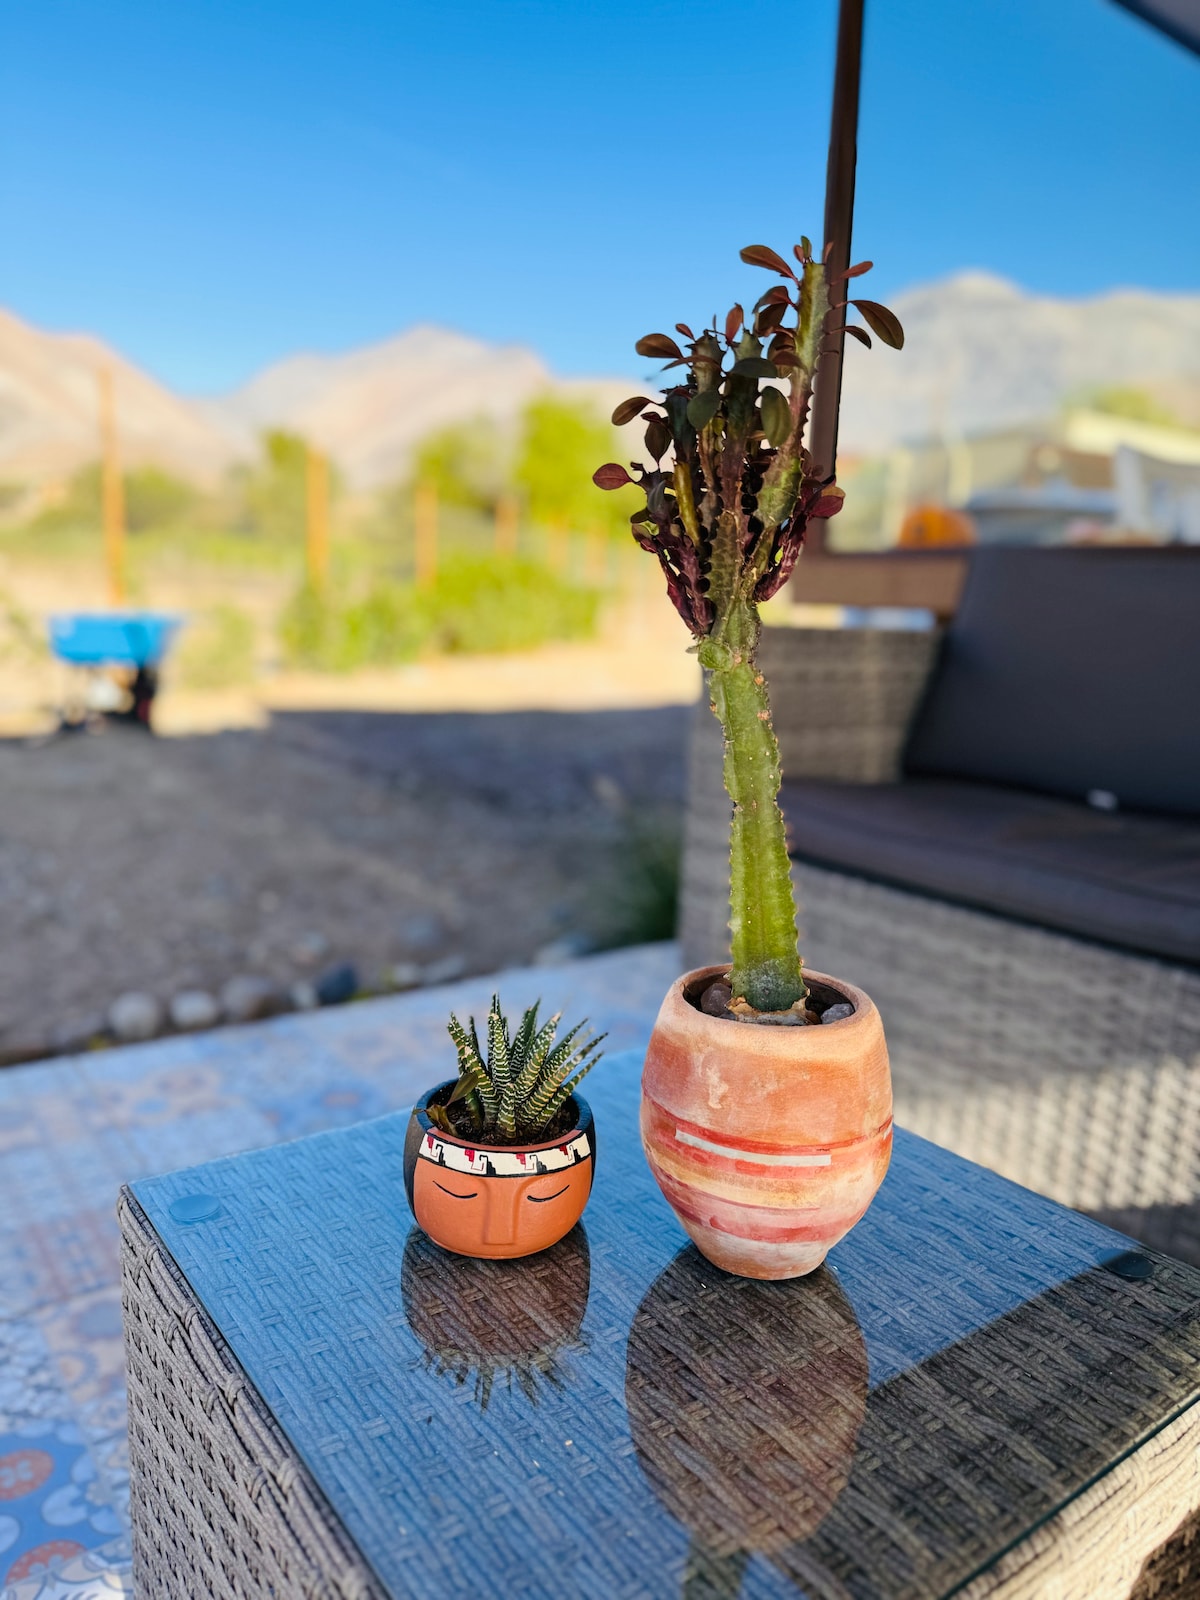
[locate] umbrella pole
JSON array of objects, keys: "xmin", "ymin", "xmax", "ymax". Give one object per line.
[{"xmin": 807, "ymin": 0, "xmax": 865, "ymax": 554}]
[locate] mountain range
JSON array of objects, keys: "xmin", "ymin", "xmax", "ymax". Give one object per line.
[{"xmin": 2, "ymin": 274, "xmax": 1198, "ymax": 492}]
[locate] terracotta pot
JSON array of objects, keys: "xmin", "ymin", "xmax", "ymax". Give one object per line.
[
  {"xmin": 403, "ymin": 1085, "xmax": 596, "ymax": 1260},
  {"xmin": 641, "ymin": 967, "xmax": 891, "ymax": 1280}
]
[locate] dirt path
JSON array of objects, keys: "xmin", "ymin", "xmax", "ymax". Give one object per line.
[{"xmin": 0, "ymin": 704, "xmax": 688, "ymax": 1063}]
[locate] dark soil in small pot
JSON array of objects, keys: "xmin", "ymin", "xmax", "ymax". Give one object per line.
[{"xmin": 404, "ymin": 1083, "xmax": 596, "ymax": 1260}]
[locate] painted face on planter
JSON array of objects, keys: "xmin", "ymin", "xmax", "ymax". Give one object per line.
[{"xmin": 404, "ymin": 1093, "xmax": 596, "ymax": 1260}]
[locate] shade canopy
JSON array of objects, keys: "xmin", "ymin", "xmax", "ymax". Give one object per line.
[{"xmin": 1111, "ymin": 0, "xmax": 1200, "ymax": 55}]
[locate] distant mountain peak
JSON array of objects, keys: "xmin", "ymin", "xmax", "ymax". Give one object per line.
[{"xmin": 3, "ymin": 277, "xmax": 1198, "ymax": 490}]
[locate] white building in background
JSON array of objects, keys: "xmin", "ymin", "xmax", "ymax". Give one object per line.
[
  {"xmin": 835, "ymin": 408, "xmax": 1200, "ymax": 550},
  {"xmin": 1112, "ymin": 447, "xmax": 1200, "ymax": 544}
]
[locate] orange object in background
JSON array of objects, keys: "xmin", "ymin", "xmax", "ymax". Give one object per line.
[{"xmin": 898, "ymin": 503, "xmax": 976, "ymax": 548}]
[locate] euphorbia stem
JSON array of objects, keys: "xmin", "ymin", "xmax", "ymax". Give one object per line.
[{"xmin": 707, "ymin": 598, "xmax": 806, "ymax": 1013}]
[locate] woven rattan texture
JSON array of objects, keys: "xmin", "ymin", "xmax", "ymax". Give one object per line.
[
  {"xmin": 120, "ymin": 1189, "xmax": 385, "ymax": 1600},
  {"xmin": 679, "ymin": 631, "xmax": 1200, "ymax": 1263},
  {"xmin": 757, "ymin": 623, "xmax": 941, "ymax": 785},
  {"xmin": 122, "ymin": 1051, "xmax": 1200, "ymax": 1599}
]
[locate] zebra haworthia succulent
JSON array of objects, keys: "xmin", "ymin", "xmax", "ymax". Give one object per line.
[{"xmin": 428, "ymin": 994, "xmax": 605, "ymax": 1145}]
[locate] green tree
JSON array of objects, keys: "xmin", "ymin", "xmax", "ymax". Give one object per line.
[
  {"xmin": 409, "ymin": 417, "xmax": 506, "ymax": 511},
  {"xmin": 125, "ymin": 467, "xmax": 198, "ymax": 531},
  {"xmin": 1083, "ymin": 386, "xmax": 1181, "ymax": 429},
  {"xmin": 514, "ymin": 396, "xmax": 638, "ymax": 537},
  {"xmin": 239, "ymin": 430, "xmax": 311, "ymax": 540}
]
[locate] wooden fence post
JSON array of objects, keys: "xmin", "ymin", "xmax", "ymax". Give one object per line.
[
  {"xmin": 494, "ymin": 493, "xmax": 519, "ymax": 558},
  {"xmin": 305, "ymin": 446, "xmax": 330, "ymax": 591},
  {"xmin": 415, "ymin": 481, "xmax": 438, "ymax": 588},
  {"xmin": 97, "ymin": 366, "xmax": 126, "ymax": 607}
]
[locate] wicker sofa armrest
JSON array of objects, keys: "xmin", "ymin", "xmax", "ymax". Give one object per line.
[{"xmin": 757, "ymin": 624, "xmax": 941, "ymax": 784}]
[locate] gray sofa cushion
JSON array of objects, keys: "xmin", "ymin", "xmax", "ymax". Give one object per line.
[
  {"xmin": 903, "ymin": 548, "xmax": 1200, "ymax": 817},
  {"xmin": 781, "ymin": 776, "xmax": 1200, "ymax": 965}
]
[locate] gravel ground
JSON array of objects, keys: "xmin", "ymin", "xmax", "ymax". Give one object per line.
[{"xmin": 0, "ymin": 706, "xmax": 688, "ymax": 1063}]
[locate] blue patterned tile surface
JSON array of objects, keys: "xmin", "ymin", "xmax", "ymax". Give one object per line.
[{"xmin": 0, "ymin": 944, "xmax": 676, "ymax": 1598}]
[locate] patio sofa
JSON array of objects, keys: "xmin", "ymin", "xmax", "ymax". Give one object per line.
[{"xmin": 679, "ymin": 547, "xmax": 1200, "ymax": 1262}]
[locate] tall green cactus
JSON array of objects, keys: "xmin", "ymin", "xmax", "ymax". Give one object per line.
[{"xmin": 595, "ymin": 240, "xmax": 902, "ymax": 1013}]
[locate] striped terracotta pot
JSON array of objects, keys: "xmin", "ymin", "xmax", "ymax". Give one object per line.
[{"xmin": 641, "ymin": 966, "xmax": 892, "ymax": 1280}]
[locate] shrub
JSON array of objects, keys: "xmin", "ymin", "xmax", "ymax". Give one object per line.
[
  {"xmin": 278, "ymin": 558, "xmax": 598, "ymax": 672},
  {"xmin": 174, "ymin": 604, "xmax": 257, "ymax": 689}
]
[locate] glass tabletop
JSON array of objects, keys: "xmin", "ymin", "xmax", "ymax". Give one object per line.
[{"xmin": 131, "ymin": 1048, "xmax": 1200, "ymax": 1599}]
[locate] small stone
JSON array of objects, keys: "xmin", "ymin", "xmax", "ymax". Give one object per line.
[
  {"xmin": 109, "ymin": 991, "xmax": 164, "ymax": 1043},
  {"xmin": 421, "ymin": 954, "xmax": 468, "ymax": 986},
  {"xmin": 399, "ymin": 913, "xmax": 444, "ymax": 953},
  {"xmin": 700, "ymin": 980, "xmax": 733, "ymax": 1017},
  {"xmin": 533, "ymin": 934, "xmax": 593, "ymax": 967},
  {"xmin": 289, "ymin": 980, "xmax": 319, "ymax": 1011},
  {"xmin": 289, "ymin": 930, "xmax": 330, "ymax": 967},
  {"xmin": 314, "ymin": 963, "xmax": 358, "ymax": 1006},
  {"xmin": 49, "ymin": 1014, "xmax": 107, "ymax": 1054},
  {"xmin": 389, "ymin": 962, "xmax": 423, "ymax": 991},
  {"xmin": 821, "ymin": 1002, "xmax": 854, "ymax": 1024},
  {"xmin": 220, "ymin": 974, "xmax": 285, "ymax": 1023},
  {"xmin": 0, "ymin": 1032, "xmax": 54, "ymax": 1067},
  {"xmin": 168, "ymin": 990, "xmax": 220, "ymax": 1032}
]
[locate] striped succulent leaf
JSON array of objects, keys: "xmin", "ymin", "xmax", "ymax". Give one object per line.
[{"xmin": 438, "ymin": 995, "xmax": 603, "ymax": 1144}]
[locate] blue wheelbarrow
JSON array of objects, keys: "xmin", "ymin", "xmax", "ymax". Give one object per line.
[{"xmin": 48, "ymin": 612, "xmax": 182, "ymax": 731}]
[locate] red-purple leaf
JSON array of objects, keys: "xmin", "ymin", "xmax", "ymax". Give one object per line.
[
  {"xmin": 724, "ymin": 304, "xmax": 744, "ymax": 343},
  {"xmin": 675, "ymin": 323, "xmax": 696, "ymax": 341},
  {"xmin": 612, "ymin": 396, "xmax": 654, "ymax": 426},
  {"xmin": 851, "ymin": 299, "xmax": 904, "ymax": 348},
  {"xmin": 635, "ymin": 333, "xmax": 684, "ymax": 361},
  {"xmin": 754, "ymin": 286, "xmax": 792, "ymax": 310},
  {"xmin": 739, "ymin": 244, "xmax": 797, "ymax": 279},
  {"xmin": 830, "ymin": 260, "xmax": 874, "ymax": 284},
  {"xmin": 810, "ymin": 488, "xmax": 845, "ymax": 519},
  {"xmin": 843, "ymin": 324, "xmax": 873, "ymax": 348},
  {"xmin": 771, "ymin": 348, "xmax": 802, "ymax": 369},
  {"xmin": 593, "ymin": 463, "xmax": 633, "ymax": 490},
  {"xmin": 754, "ymin": 300, "xmax": 788, "ymax": 335},
  {"xmin": 644, "ymin": 416, "xmax": 672, "ymax": 460},
  {"xmin": 793, "ymin": 235, "xmax": 813, "ymax": 264}
]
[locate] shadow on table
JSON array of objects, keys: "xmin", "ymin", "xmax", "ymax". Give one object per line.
[{"xmin": 625, "ymin": 1246, "xmax": 868, "ymax": 1599}]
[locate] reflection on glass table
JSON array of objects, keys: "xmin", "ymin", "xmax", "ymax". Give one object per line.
[{"xmin": 401, "ymin": 1225, "xmax": 591, "ymax": 1410}]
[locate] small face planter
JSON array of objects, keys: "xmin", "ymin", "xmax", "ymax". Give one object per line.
[
  {"xmin": 641, "ymin": 967, "xmax": 892, "ymax": 1281},
  {"xmin": 404, "ymin": 1086, "xmax": 596, "ymax": 1260}
]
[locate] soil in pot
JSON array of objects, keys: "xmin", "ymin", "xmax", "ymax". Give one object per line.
[
  {"xmin": 404, "ymin": 1084, "xmax": 596, "ymax": 1261},
  {"xmin": 641, "ymin": 966, "xmax": 892, "ymax": 1281}
]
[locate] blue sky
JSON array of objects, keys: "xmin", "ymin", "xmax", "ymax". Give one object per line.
[{"xmin": 1, "ymin": 0, "xmax": 1196, "ymax": 394}]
